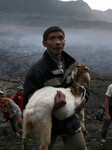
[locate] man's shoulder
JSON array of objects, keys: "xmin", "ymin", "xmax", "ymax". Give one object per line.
[
  {"xmin": 29, "ymin": 57, "xmax": 46, "ymax": 71},
  {"xmin": 62, "ymin": 51, "xmax": 75, "ymax": 60},
  {"xmin": 4, "ymin": 98, "xmax": 10, "ymax": 102},
  {"xmin": 108, "ymin": 84, "xmax": 112, "ymax": 90},
  {"xmin": 106, "ymin": 84, "xmax": 112, "ymax": 97},
  {"xmin": 32, "ymin": 58, "xmax": 43, "ymax": 66},
  {"xmin": 109, "ymin": 84, "xmax": 112, "ymax": 87},
  {"xmin": 12, "ymin": 93, "xmax": 18, "ymax": 100},
  {"xmin": 62, "ymin": 51, "xmax": 77, "ymax": 67}
]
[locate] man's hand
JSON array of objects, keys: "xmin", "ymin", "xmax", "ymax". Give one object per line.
[
  {"xmin": 18, "ymin": 117, "xmax": 22, "ymax": 123},
  {"xmin": 105, "ymin": 114, "xmax": 111, "ymax": 122},
  {"xmin": 54, "ymin": 91, "xmax": 66, "ymax": 109},
  {"xmin": 75, "ymin": 98, "xmax": 86, "ymax": 113}
]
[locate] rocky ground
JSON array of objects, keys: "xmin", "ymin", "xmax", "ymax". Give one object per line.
[
  {"xmin": 0, "ymin": 72, "xmax": 112, "ymax": 150},
  {"xmin": 0, "ymin": 119, "xmax": 112, "ymax": 150}
]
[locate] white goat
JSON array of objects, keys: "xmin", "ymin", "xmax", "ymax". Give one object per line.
[{"xmin": 22, "ymin": 65, "xmax": 90, "ymax": 150}]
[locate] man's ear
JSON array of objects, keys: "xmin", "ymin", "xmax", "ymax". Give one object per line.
[{"xmin": 43, "ymin": 40, "xmax": 47, "ymax": 47}]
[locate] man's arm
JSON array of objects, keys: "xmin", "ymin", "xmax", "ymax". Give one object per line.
[
  {"xmin": 105, "ymin": 96, "xmax": 111, "ymax": 122},
  {"xmin": 23, "ymin": 66, "xmax": 44, "ymax": 108}
]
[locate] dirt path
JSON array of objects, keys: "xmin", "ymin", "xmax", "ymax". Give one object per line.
[{"xmin": 0, "ymin": 119, "xmax": 112, "ymax": 150}]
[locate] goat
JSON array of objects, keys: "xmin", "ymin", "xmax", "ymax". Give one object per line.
[{"xmin": 22, "ymin": 65, "xmax": 90, "ymax": 150}]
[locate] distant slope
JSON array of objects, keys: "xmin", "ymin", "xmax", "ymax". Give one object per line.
[
  {"xmin": 0, "ymin": 0, "xmax": 112, "ymax": 23},
  {"xmin": 1, "ymin": 14, "xmax": 112, "ymax": 29}
]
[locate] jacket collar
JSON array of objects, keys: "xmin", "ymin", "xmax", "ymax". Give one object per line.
[{"xmin": 43, "ymin": 50, "xmax": 76, "ymax": 71}]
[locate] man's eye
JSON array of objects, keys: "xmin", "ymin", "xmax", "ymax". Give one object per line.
[
  {"xmin": 59, "ymin": 36, "xmax": 64, "ymax": 40},
  {"xmin": 49, "ymin": 36, "xmax": 55, "ymax": 40}
]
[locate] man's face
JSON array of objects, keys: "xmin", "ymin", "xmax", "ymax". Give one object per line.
[
  {"xmin": 18, "ymin": 90, "xmax": 23, "ymax": 96},
  {"xmin": 43, "ymin": 31, "xmax": 65, "ymax": 56},
  {"xmin": 0, "ymin": 94, "xmax": 5, "ymax": 103}
]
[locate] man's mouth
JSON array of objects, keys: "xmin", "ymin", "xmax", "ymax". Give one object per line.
[{"xmin": 53, "ymin": 47, "xmax": 62, "ymax": 50}]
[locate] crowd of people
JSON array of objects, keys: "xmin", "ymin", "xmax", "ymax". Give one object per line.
[
  {"xmin": 84, "ymin": 104, "xmax": 105, "ymax": 121},
  {"xmin": 0, "ymin": 88, "xmax": 23, "ymax": 139},
  {"xmin": 0, "ymin": 26, "xmax": 112, "ymax": 150}
]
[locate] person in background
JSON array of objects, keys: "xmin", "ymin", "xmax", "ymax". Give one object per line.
[
  {"xmin": 12, "ymin": 85, "xmax": 24, "ymax": 113},
  {"xmin": 90, "ymin": 111, "xmax": 96, "ymax": 120},
  {"xmin": 101, "ymin": 84, "xmax": 112, "ymax": 143},
  {"xmin": 0, "ymin": 90, "xmax": 22, "ymax": 139},
  {"xmin": 23, "ymin": 26, "xmax": 89, "ymax": 150},
  {"xmin": 96, "ymin": 104, "xmax": 105, "ymax": 121}
]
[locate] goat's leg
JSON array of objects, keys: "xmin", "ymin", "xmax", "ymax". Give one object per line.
[
  {"xmin": 22, "ymin": 137, "xmax": 27, "ymax": 150},
  {"xmin": 22, "ymin": 120, "xmax": 29, "ymax": 150},
  {"xmin": 39, "ymin": 116, "xmax": 52, "ymax": 150},
  {"xmin": 79, "ymin": 109, "xmax": 88, "ymax": 135}
]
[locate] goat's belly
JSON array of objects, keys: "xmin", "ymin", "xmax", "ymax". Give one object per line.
[
  {"xmin": 53, "ymin": 97, "xmax": 76, "ymax": 121},
  {"xmin": 27, "ymin": 87, "xmax": 71, "ymax": 110},
  {"xmin": 26, "ymin": 86, "xmax": 82, "ymax": 121}
]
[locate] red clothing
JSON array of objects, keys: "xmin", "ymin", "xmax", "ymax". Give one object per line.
[
  {"xmin": 12, "ymin": 92, "xmax": 23, "ymax": 112},
  {"xmin": 0, "ymin": 103, "xmax": 10, "ymax": 118}
]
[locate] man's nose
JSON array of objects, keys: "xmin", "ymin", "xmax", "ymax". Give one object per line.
[{"xmin": 55, "ymin": 38, "xmax": 61, "ymax": 44}]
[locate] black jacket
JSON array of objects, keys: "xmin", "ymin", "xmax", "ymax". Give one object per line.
[
  {"xmin": 23, "ymin": 50, "xmax": 78, "ymax": 107},
  {"xmin": 23, "ymin": 50, "xmax": 80, "ymax": 135}
]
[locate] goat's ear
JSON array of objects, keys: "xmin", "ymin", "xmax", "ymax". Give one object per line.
[{"xmin": 71, "ymin": 66, "xmax": 78, "ymax": 80}]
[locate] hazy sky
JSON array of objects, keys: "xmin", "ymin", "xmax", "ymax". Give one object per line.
[{"xmin": 60, "ymin": 0, "xmax": 112, "ymax": 11}]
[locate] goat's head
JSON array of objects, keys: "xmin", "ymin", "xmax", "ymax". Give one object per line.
[{"xmin": 71, "ymin": 65, "xmax": 90, "ymax": 92}]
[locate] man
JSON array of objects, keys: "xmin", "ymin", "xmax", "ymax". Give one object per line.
[
  {"xmin": 12, "ymin": 85, "xmax": 24, "ymax": 113},
  {"xmin": 23, "ymin": 26, "xmax": 88, "ymax": 150},
  {"xmin": 0, "ymin": 90, "xmax": 22, "ymax": 138},
  {"xmin": 101, "ymin": 84, "xmax": 112, "ymax": 143}
]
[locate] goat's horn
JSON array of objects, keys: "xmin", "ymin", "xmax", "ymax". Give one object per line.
[
  {"xmin": 77, "ymin": 64, "xmax": 81, "ymax": 67},
  {"xmin": 85, "ymin": 66, "xmax": 89, "ymax": 71}
]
